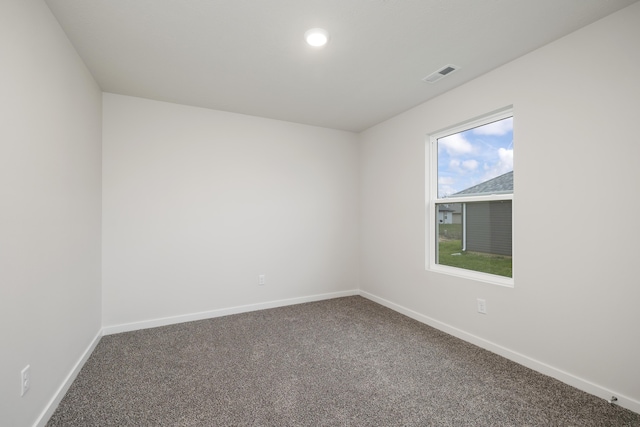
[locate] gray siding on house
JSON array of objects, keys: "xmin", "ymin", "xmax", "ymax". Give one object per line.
[{"xmin": 465, "ymin": 200, "xmax": 512, "ymax": 256}]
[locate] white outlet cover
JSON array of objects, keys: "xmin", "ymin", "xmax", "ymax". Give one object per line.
[
  {"xmin": 477, "ymin": 299, "xmax": 487, "ymax": 314},
  {"xmin": 21, "ymin": 365, "xmax": 30, "ymax": 396}
]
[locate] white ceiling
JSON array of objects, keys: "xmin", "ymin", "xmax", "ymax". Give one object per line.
[{"xmin": 45, "ymin": 0, "xmax": 638, "ymax": 132}]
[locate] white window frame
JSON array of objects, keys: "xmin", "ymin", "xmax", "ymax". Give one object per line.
[{"xmin": 426, "ymin": 107, "xmax": 514, "ymax": 287}]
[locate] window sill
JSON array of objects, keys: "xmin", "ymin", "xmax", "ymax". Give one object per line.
[{"xmin": 428, "ymin": 264, "xmax": 514, "ymax": 288}]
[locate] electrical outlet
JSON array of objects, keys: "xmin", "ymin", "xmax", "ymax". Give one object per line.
[
  {"xmin": 21, "ymin": 365, "xmax": 30, "ymax": 396},
  {"xmin": 258, "ymin": 274, "xmax": 265, "ymax": 286},
  {"xmin": 477, "ymin": 298, "xmax": 487, "ymax": 314}
]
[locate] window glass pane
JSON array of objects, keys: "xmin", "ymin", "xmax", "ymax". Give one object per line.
[
  {"xmin": 436, "ymin": 201, "xmax": 512, "ymax": 278},
  {"xmin": 437, "ymin": 117, "xmax": 513, "ymax": 198}
]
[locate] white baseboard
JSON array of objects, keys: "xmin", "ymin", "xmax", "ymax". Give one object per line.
[
  {"xmin": 34, "ymin": 329, "xmax": 103, "ymax": 427},
  {"xmin": 36, "ymin": 290, "xmax": 358, "ymax": 426},
  {"xmin": 35, "ymin": 289, "xmax": 639, "ymax": 426},
  {"xmin": 359, "ymin": 290, "xmax": 640, "ymax": 415},
  {"xmin": 102, "ymin": 289, "xmax": 360, "ymax": 336}
]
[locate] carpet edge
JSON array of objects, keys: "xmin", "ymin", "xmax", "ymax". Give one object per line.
[
  {"xmin": 34, "ymin": 329, "xmax": 103, "ymax": 427},
  {"xmin": 358, "ymin": 290, "xmax": 640, "ymax": 416},
  {"xmin": 101, "ymin": 289, "xmax": 360, "ymax": 336}
]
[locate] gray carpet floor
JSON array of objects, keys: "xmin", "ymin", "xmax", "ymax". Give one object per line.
[{"xmin": 47, "ymin": 296, "xmax": 639, "ymax": 426}]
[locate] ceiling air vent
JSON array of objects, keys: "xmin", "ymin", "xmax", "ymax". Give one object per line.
[{"xmin": 422, "ymin": 64, "xmax": 460, "ymax": 83}]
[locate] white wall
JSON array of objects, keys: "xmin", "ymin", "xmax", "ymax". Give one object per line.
[
  {"xmin": 359, "ymin": 1, "xmax": 640, "ymax": 413},
  {"xmin": 0, "ymin": 1, "xmax": 102, "ymax": 426},
  {"xmin": 102, "ymin": 94, "xmax": 359, "ymax": 329},
  {"xmin": 2, "ymin": 1, "xmax": 638, "ymax": 424}
]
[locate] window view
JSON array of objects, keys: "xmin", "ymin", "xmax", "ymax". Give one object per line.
[{"xmin": 429, "ymin": 111, "xmax": 513, "ymax": 283}]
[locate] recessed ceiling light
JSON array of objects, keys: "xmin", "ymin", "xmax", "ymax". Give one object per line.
[{"xmin": 305, "ymin": 28, "xmax": 329, "ymax": 47}]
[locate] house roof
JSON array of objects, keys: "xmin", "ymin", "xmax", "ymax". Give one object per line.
[
  {"xmin": 452, "ymin": 171, "xmax": 513, "ymax": 197},
  {"xmin": 438, "ymin": 206, "xmax": 456, "ymax": 212}
]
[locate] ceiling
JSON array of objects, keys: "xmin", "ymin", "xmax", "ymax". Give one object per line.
[{"xmin": 45, "ymin": 0, "xmax": 638, "ymax": 132}]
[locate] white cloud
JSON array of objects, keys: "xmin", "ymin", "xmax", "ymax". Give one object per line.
[
  {"xmin": 439, "ymin": 176, "xmax": 455, "ymax": 185},
  {"xmin": 461, "ymin": 159, "xmax": 478, "ymax": 171},
  {"xmin": 498, "ymin": 147, "xmax": 513, "ymax": 171},
  {"xmin": 439, "ymin": 133, "xmax": 474, "ymax": 156},
  {"xmin": 480, "ymin": 148, "xmax": 513, "ymax": 181},
  {"xmin": 438, "ymin": 184, "xmax": 458, "ymax": 197},
  {"xmin": 472, "ymin": 117, "xmax": 513, "ymax": 136}
]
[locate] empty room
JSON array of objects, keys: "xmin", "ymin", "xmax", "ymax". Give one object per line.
[{"xmin": 2, "ymin": 0, "xmax": 640, "ymax": 425}]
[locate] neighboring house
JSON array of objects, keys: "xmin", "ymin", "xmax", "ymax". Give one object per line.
[
  {"xmin": 437, "ymin": 204, "xmax": 462, "ymax": 224},
  {"xmin": 449, "ymin": 171, "xmax": 513, "ymax": 256}
]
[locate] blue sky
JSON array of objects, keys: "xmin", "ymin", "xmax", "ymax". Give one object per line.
[{"xmin": 437, "ymin": 116, "xmax": 513, "ymax": 198}]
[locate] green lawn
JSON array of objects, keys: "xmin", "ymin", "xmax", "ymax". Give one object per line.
[
  {"xmin": 438, "ymin": 239, "xmax": 512, "ymax": 278},
  {"xmin": 438, "ymin": 223, "xmax": 462, "ymax": 240}
]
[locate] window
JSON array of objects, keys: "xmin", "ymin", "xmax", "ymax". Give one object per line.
[{"xmin": 428, "ymin": 108, "xmax": 513, "ymax": 286}]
